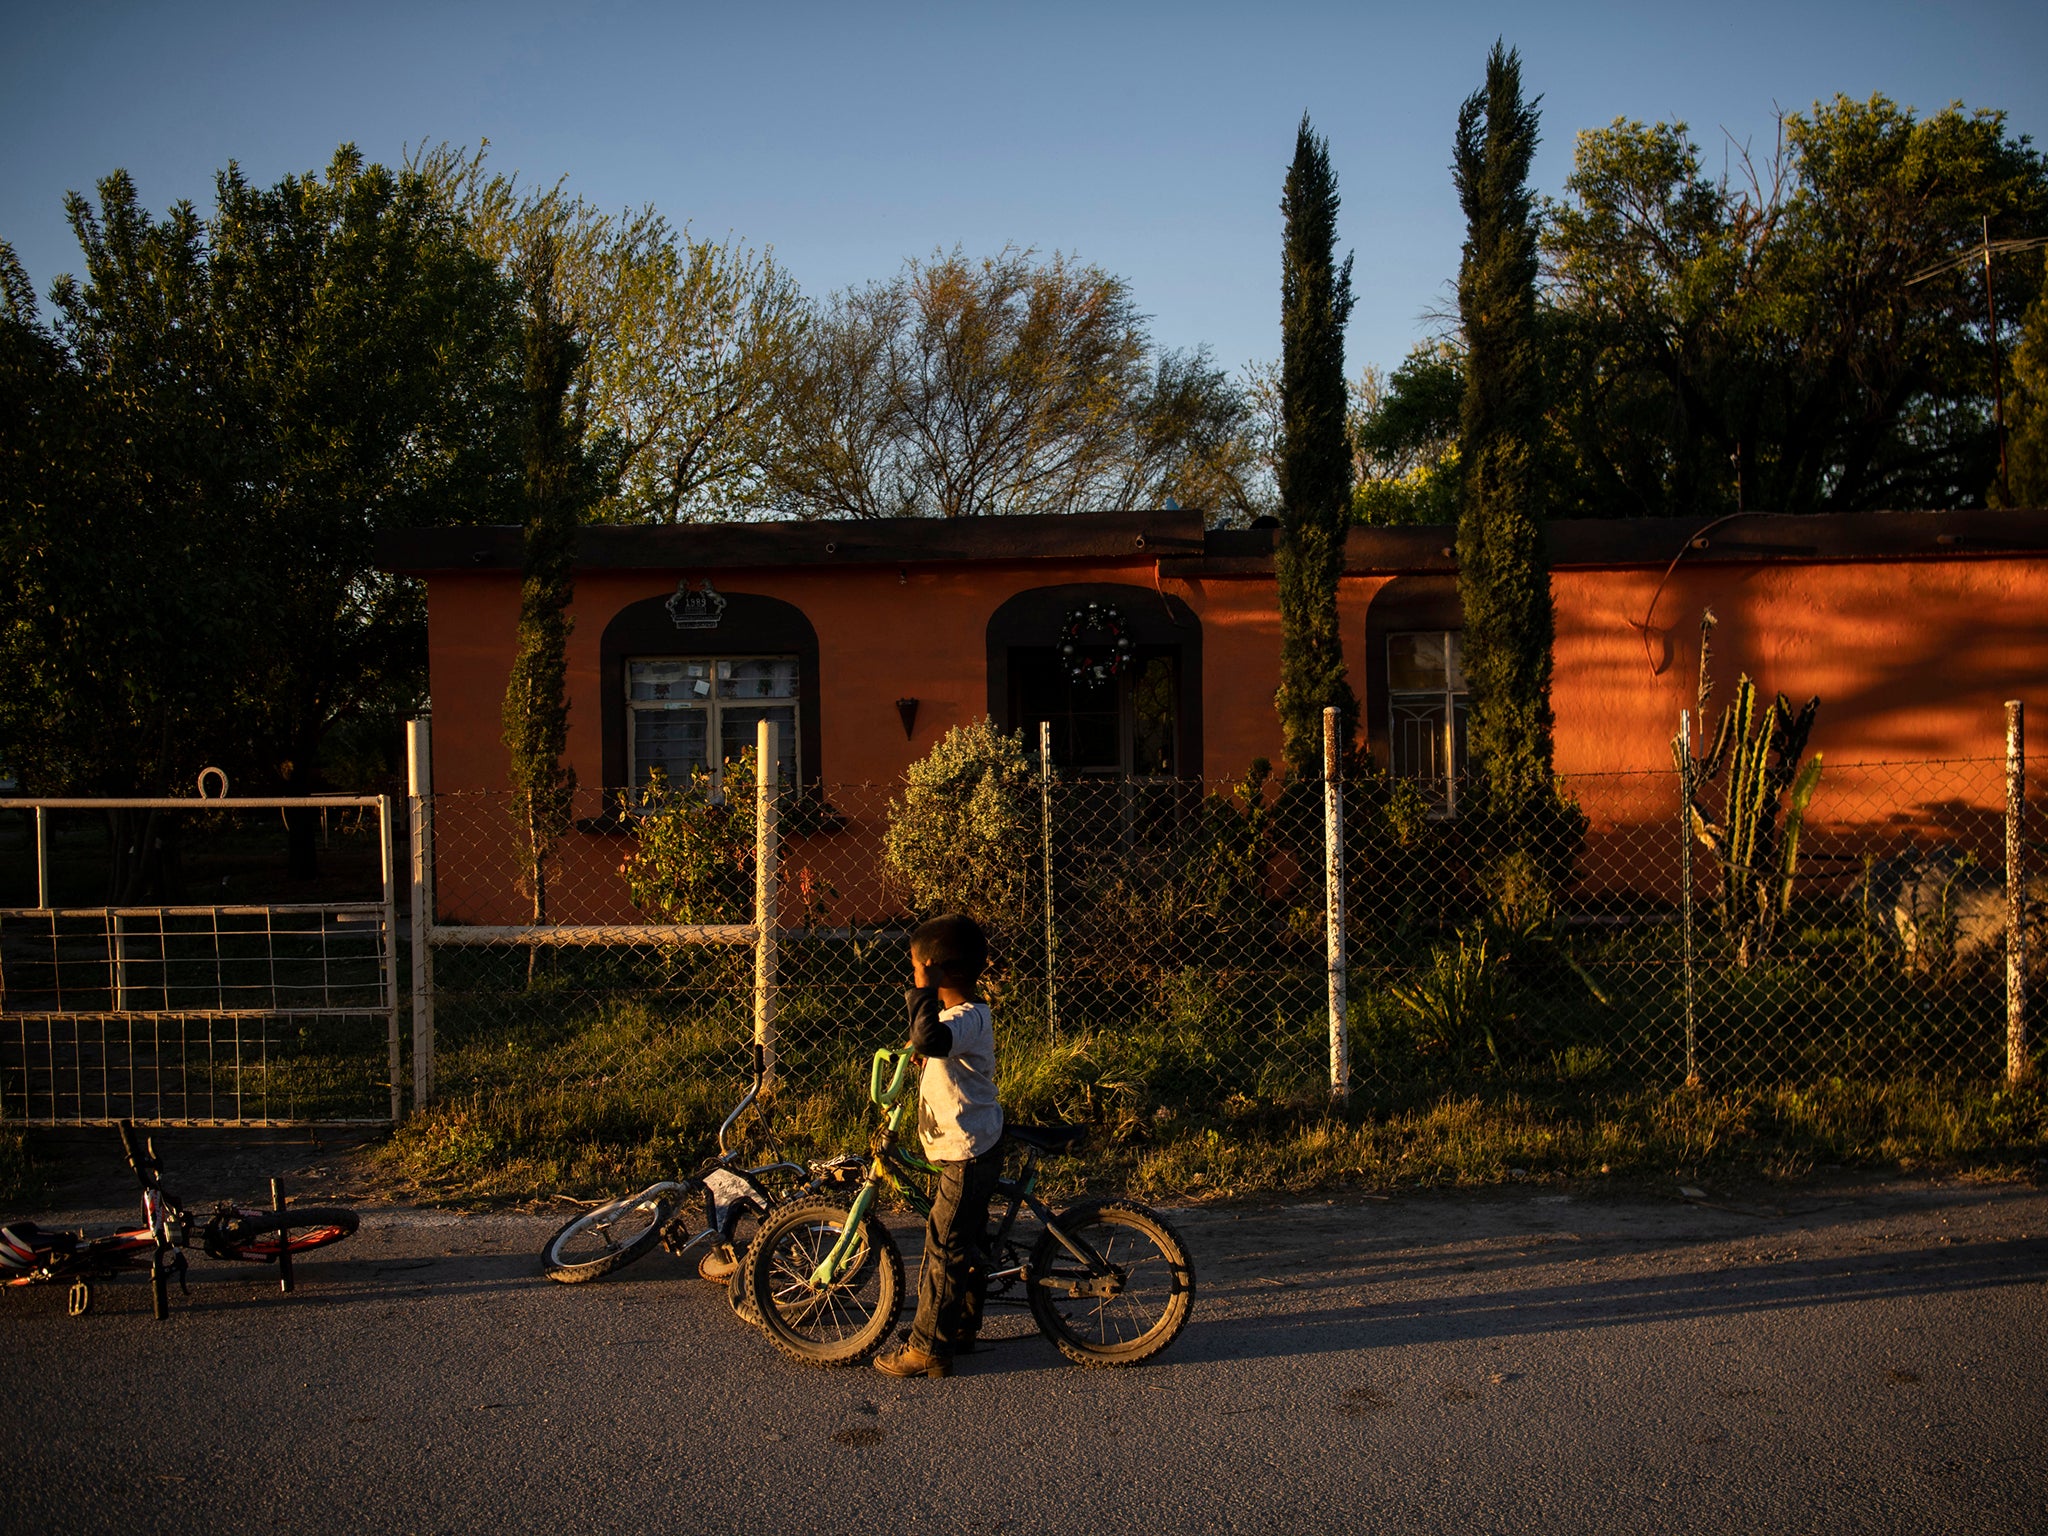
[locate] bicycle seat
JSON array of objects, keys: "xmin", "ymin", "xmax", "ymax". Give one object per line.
[
  {"xmin": 1, "ymin": 1223, "xmax": 65, "ymax": 1268},
  {"xmin": 1003, "ymin": 1123, "xmax": 1088, "ymax": 1154}
]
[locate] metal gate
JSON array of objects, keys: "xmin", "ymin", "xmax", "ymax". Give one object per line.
[{"xmin": 0, "ymin": 796, "xmax": 401, "ymax": 1126}]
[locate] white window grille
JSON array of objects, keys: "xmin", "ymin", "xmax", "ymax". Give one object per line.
[
  {"xmin": 626, "ymin": 656, "xmax": 799, "ymax": 793},
  {"xmin": 1387, "ymin": 630, "xmax": 1468, "ymax": 812}
]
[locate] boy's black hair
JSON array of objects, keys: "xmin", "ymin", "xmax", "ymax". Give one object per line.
[{"xmin": 909, "ymin": 913, "xmax": 988, "ymax": 989}]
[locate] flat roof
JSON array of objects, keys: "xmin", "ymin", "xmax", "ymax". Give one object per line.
[{"xmin": 377, "ymin": 505, "xmax": 2048, "ymax": 577}]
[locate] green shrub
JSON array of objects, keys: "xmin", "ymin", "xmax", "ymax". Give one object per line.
[
  {"xmin": 883, "ymin": 718, "xmax": 1039, "ymax": 940},
  {"xmin": 619, "ymin": 750, "xmax": 759, "ymax": 923}
]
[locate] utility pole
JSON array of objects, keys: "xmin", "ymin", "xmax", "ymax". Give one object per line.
[
  {"xmin": 1904, "ymin": 221, "xmax": 2048, "ymax": 506},
  {"xmin": 1983, "ymin": 217, "xmax": 2010, "ymax": 506}
]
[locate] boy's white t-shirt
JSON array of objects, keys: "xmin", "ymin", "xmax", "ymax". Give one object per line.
[{"xmin": 919, "ymin": 1000, "xmax": 1003, "ymax": 1162}]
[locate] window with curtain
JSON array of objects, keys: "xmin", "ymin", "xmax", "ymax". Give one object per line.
[{"xmin": 626, "ymin": 656, "xmax": 799, "ymax": 794}]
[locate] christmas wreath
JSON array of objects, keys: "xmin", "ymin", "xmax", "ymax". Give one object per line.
[{"xmin": 1058, "ymin": 602, "xmax": 1137, "ymax": 684}]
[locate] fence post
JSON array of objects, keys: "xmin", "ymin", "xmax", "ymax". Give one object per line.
[
  {"xmin": 1040, "ymin": 720, "xmax": 1056, "ymax": 1037},
  {"xmin": 754, "ymin": 718, "xmax": 780, "ymax": 1094},
  {"xmin": 1323, "ymin": 706, "xmax": 1350, "ymax": 1106},
  {"xmin": 378, "ymin": 792, "xmax": 400, "ymax": 1124},
  {"xmin": 407, "ymin": 718, "xmax": 435, "ymax": 1112},
  {"xmin": 2008, "ymin": 700, "xmax": 2030, "ymax": 1085},
  {"xmin": 1680, "ymin": 709, "xmax": 1698, "ymax": 1088},
  {"xmin": 34, "ymin": 806, "xmax": 49, "ymax": 908}
]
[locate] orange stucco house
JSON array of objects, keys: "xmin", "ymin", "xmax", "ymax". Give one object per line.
[{"xmin": 380, "ymin": 506, "xmax": 2046, "ymax": 924}]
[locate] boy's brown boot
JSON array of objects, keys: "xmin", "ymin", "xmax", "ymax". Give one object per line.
[{"xmin": 874, "ymin": 1343, "xmax": 951, "ymax": 1379}]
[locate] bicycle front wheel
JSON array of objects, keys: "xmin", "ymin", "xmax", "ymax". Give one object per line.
[
  {"xmin": 745, "ymin": 1198, "xmax": 902, "ymax": 1366},
  {"xmin": 1028, "ymin": 1199, "xmax": 1195, "ymax": 1367},
  {"xmin": 719, "ymin": 1197, "xmax": 774, "ymax": 1327},
  {"xmin": 542, "ymin": 1193, "xmax": 673, "ymax": 1283}
]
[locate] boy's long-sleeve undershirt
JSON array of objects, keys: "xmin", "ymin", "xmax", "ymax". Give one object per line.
[{"xmin": 905, "ymin": 986, "xmax": 954, "ymax": 1058}]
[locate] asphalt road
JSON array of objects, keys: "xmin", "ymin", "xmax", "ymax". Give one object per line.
[{"xmin": 3, "ymin": 1167, "xmax": 2043, "ymax": 1536}]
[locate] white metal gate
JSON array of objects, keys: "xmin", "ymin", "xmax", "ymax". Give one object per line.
[{"xmin": 0, "ymin": 796, "xmax": 401, "ymax": 1126}]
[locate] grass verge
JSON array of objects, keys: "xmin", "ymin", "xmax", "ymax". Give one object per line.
[{"xmin": 376, "ymin": 989, "xmax": 2048, "ymax": 1205}]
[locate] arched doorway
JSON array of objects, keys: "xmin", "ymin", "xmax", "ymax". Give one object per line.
[{"xmin": 985, "ymin": 583, "xmax": 1202, "ymax": 779}]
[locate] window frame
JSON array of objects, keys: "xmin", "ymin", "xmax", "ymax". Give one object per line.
[
  {"xmin": 983, "ymin": 583, "xmax": 1203, "ymax": 781},
  {"xmin": 1386, "ymin": 628, "xmax": 1469, "ymax": 814},
  {"xmin": 1008, "ymin": 645, "xmax": 1182, "ymax": 781},
  {"xmin": 624, "ymin": 652, "xmax": 801, "ymax": 800}
]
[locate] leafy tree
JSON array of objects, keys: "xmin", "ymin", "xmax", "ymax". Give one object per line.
[
  {"xmin": 769, "ymin": 246, "xmax": 1256, "ymax": 519},
  {"xmin": 1454, "ymin": 43, "xmax": 1575, "ymax": 921},
  {"xmin": 1544, "ymin": 97, "xmax": 2048, "ymax": 516},
  {"xmin": 1272, "ymin": 117, "xmax": 1360, "ymax": 779},
  {"xmin": 2005, "ymin": 262, "xmax": 2048, "ymax": 505},
  {"xmin": 502, "ymin": 218, "xmax": 591, "ymax": 929},
  {"xmin": 419, "ymin": 146, "xmax": 805, "ymax": 523},
  {"xmin": 204, "ymin": 151, "xmax": 518, "ymax": 872},
  {"xmin": 1, "ymin": 201, "xmax": 242, "ymax": 819},
  {"xmin": 1, "ymin": 151, "xmax": 517, "ymax": 881},
  {"xmin": 1351, "ymin": 341, "xmax": 1464, "ymax": 525},
  {"xmin": 1128, "ymin": 345, "xmax": 1264, "ymax": 520}
]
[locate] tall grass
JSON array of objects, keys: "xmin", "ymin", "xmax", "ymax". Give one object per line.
[{"xmin": 379, "ymin": 954, "xmax": 2046, "ymax": 1205}]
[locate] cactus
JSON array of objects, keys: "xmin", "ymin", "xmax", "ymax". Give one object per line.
[{"xmin": 1672, "ymin": 613, "xmax": 1822, "ymax": 967}]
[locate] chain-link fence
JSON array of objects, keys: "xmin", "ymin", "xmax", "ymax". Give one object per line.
[
  {"xmin": 1342, "ymin": 754, "xmax": 2031, "ymax": 1096},
  {"xmin": 410, "ymin": 712, "xmax": 2039, "ymax": 1142}
]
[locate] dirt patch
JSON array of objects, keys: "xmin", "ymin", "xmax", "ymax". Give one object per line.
[{"xmin": 14, "ymin": 1125, "xmax": 391, "ymax": 1218}]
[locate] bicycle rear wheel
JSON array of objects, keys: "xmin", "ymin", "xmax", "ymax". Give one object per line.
[
  {"xmin": 1028, "ymin": 1199, "xmax": 1195, "ymax": 1367},
  {"xmin": 745, "ymin": 1198, "xmax": 902, "ymax": 1366},
  {"xmin": 543, "ymin": 1193, "xmax": 673, "ymax": 1282},
  {"xmin": 217, "ymin": 1208, "xmax": 360, "ymax": 1260}
]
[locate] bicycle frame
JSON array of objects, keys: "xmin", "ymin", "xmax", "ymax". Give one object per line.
[
  {"xmin": 614, "ymin": 1044, "xmax": 809, "ymax": 1256},
  {"xmin": 805, "ymin": 1048, "xmax": 1118, "ymax": 1294},
  {"xmin": 7, "ymin": 1123, "xmax": 356, "ymax": 1319}
]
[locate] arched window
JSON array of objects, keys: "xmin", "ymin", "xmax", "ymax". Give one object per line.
[
  {"xmin": 599, "ymin": 585, "xmax": 821, "ymax": 792},
  {"xmin": 985, "ymin": 584, "xmax": 1202, "ymax": 779}
]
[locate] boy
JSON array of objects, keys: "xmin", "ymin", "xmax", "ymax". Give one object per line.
[{"xmin": 874, "ymin": 912, "xmax": 1003, "ymax": 1379}]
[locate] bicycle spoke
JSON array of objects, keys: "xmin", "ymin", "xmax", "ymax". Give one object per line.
[
  {"xmin": 1042, "ymin": 1211, "xmax": 1181, "ymax": 1352},
  {"xmin": 767, "ymin": 1217, "xmax": 879, "ymax": 1342}
]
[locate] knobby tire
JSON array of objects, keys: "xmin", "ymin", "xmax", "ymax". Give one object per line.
[
  {"xmin": 1028, "ymin": 1199, "xmax": 1195, "ymax": 1367},
  {"xmin": 745, "ymin": 1197, "xmax": 903, "ymax": 1367}
]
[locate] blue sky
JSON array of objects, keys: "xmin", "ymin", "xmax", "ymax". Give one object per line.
[{"xmin": 4, "ymin": 0, "xmax": 2042, "ymax": 374}]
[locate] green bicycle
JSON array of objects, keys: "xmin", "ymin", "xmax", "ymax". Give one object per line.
[{"xmin": 743, "ymin": 1046, "xmax": 1196, "ymax": 1369}]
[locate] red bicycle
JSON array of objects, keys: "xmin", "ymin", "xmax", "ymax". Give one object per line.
[{"xmin": 0, "ymin": 1122, "xmax": 358, "ymax": 1320}]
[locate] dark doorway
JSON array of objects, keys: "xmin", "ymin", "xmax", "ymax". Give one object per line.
[
  {"xmin": 1010, "ymin": 648, "xmax": 1180, "ymax": 779},
  {"xmin": 984, "ymin": 583, "xmax": 1201, "ymax": 780}
]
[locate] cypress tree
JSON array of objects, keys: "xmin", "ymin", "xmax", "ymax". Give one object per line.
[
  {"xmin": 1452, "ymin": 43, "xmax": 1574, "ymax": 917},
  {"xmin": 1273, "ymin": 115, "xmax": 1359, "ymax": 780},
  {"xmin": 502, "ymin": 223, "xmax": 586, "ymax": 934}
]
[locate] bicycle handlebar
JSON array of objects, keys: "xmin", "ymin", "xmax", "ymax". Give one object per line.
[
  {"xmin": 116, "ymin": 1120, "xmax": 158, "ymax": 1192},
  {"xmin": 715, "ymin": 1041, "xmax": 775, "ymax": 1156},
  {"xmin": 871, "ymin": 1047, "xmax": 917, "ymax": 1108}
]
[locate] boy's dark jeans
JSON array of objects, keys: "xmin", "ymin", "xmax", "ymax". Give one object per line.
[{"xmin": 908, "ymin": 1145, "xmax": 1004, "ymax": 1356}]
